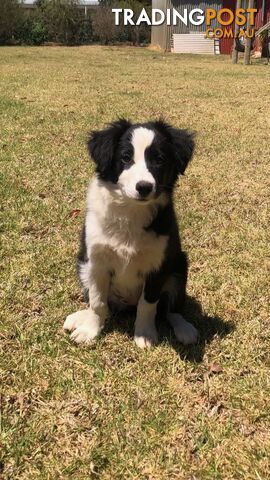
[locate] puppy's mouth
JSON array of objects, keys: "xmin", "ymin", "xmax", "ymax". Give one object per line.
[
  {"xmin": 136, "ymin": 197, "xmax": 148, "ymax": 202},
  {"xmin": 134, "ymin": 193, "xmax": 158, "ymax": 203},
  {"xmin": 115, "ymin": 186, "xmax": 157, "ymax": 203}
]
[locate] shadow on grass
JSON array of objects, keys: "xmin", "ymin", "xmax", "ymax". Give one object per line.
[
  {"xmin": 159, "ymin": 296, "xmax": 235, "ymax": 363},
  {"xmin": 103, "ymin": 296, "xmax": 235, "ymax": 363}
]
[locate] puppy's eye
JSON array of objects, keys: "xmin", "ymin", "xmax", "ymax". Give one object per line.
[
  {"xmin": 155, "ymin": 155, "xmax": 165, "ymax": 166},
  {"xmin": 121, "ymin": 156, "xmax": 132, "ymax": 165}
]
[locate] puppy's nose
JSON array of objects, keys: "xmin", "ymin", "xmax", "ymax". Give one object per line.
[{"xmin": 136, "ymin": 181, "xmax": 153, "ymax": 198}]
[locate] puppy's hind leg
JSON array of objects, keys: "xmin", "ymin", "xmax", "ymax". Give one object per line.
[
  {"xmin": 162, "ymin": 268, "xmax": 199, "ymax": 345},
  {"xmin": 167, "ymin": 313, "xmax": 198, "ymax": 345}
]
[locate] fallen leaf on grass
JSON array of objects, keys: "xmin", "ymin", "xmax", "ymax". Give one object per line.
[
  {"xmin": 240, "ymin": 423, "xmax": 256, "ymax": 437},
  {"xmin": 209, "ymin": 401, "xmax": 224, "ymax": 416},
  {"xmin": 209, "ymin": 363, "xmax": 223, "ymax": 375},
  {"xmin": 20, "ymin": 134, "xmax": 35, "ymax": 142},
  {"xmin": 68, "ymin": 209, "xmax": 81, "ymax": 218}
]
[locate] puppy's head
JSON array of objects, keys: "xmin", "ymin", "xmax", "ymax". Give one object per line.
[{"xmin": 88, "ymin": 119, "xmax": 195, "ymax": 202}]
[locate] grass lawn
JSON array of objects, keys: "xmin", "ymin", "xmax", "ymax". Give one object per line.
[{"xmin": 0, "ymin": 46, "xmax": 269, "ymax": 479}]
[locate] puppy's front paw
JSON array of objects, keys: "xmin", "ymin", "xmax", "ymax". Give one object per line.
[
  {"xmin": 134, "ymin": 326, "xmax": 158, "ymax": 349},
  {"xmin": 64, "ymin": 310, "xmax": 103, "ymax": 345},
  {"xmin": 168, "ymin": 313, "xmax": 199, "ymax": 345},
  {"xmin": 64, "ymin": 310, "xmax": 90, "ymax": 331},
  {"xmin": 70, "ymin": 324, "xmax": 101, "ymax": 345}
]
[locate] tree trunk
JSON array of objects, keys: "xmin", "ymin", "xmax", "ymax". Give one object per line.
[
  {"xmin": 232, "ymin": 0, "xmax": 242, "ymax": 64},
  {"xmin": 244, "ymin": 0, "xmax": 255, "ymax": 65},
  {"xmin": 267, "ymin": 31, "xmax": 270, "ymax": 64}
]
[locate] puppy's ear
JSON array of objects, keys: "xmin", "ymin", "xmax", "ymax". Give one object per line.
[
  {"xmin": 153, "ymin": 120, "xmax": 195, "ymax": 175},
  {"xmin": 88, "ymin": 119, "xmax": 131, "ymax": 179},
  {"xmin": 170, "ymin": 128, "xmax": 195, "ymax": 175}
]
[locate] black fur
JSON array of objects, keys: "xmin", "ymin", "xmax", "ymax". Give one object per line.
[
  {"xmin": 88, "ymin": 119, "xmax": 195, "ymax": 191},
  {"xmin": 144, "ymin": 198, "xmax": 188, "ymax": 314},
  {"xmin": 88, "ymin": 119, "xmax": 132, "ymax": 182}
]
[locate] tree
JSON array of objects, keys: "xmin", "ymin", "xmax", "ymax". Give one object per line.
[
  {"xmin": 0, "ymin": 0, "xmax": 23, "ymax": 44},
  {"xmin": 232, "ymin": 0, "xmax": 242, "ymax": 64},
  {"xmin": 118, "ymin": 0, "xmax": 151, "ymax": 45},
  {"xmin": 92, "ymin": 4, "xmax": 117, "ymax": 44},
  {"xmin": 36, "ymin": 0, "xmax": 86, "ymax": 45},
  {"xmin": 92, "ymin": 0, "xmax": 151, "ymax": 45},
  {"xmin": 244, "ymin": 0, "xmax": 255, "ymax": 65}
]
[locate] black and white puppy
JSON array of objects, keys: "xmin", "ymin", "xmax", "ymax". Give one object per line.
[{"xmin": 64, "ymin": 119, "xmax": 199, "ymax": 348}]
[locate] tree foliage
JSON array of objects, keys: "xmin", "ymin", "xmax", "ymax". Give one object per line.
[
  {"xmin": 93, "ymin": 0, "xmax": 151, "ymax": 45},
  {"xmin": 0, "ymin": 0, "xmax": 150, "ymax": 46},
  {"xmin": 92, "ymin": 4, "xmax": 117, "ymax": 44},
  {"xmin": 0, "ymin": 0, "xmax": 23, "ymax": 44},
  {"xmin": 118, "ymin": 0, "xmax": 151, "ymax": 45},
  {"xmin": 36, "ymin": 0, "xmax": 86, "ymax": 44}
]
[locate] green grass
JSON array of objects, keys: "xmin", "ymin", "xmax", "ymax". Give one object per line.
[{"xmin": 0, "ymin": 46, "xmax": 269, "ymax": 479}]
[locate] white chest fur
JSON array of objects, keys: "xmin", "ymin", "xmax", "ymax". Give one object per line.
[{"xmin": 84, "ymin": 178, "xmax": 168, "ymax": 306}]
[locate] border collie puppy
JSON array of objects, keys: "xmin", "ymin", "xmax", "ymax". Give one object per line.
[{"xmin": 64, "ymin": 119, "xmax": 198, "ymax": 348}]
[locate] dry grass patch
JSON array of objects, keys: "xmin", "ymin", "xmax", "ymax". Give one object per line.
[{"xmin": 0, "ymin": 46, "xmax": 269, "ymax": 479}]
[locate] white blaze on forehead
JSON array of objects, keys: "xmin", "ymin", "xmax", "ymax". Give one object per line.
[
  {"xmin": 131, "ymin": 127, "xmax": 155, "ymax": 163},
  {"xmin": 117, "ymin": 126, "xmax": 156, "ymax": 199}
]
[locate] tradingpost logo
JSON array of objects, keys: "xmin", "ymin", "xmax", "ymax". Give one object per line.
[{"xmin": 112, "ymin": 7, "xmax": 258, "ymax": 40}]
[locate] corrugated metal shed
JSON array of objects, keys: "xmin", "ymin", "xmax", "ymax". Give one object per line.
[
  {"xmin": 152, "ymin": 0, "xmax": 270, "ymax": 55},
  {"xmin": 255, "ymin": 0, "xmax": 270, "ymax": 27},
  {"xmin": 151, "ymin": 0, "xmax": 220, "ymax": 51},
  {"xmin": 220, "ymin": 0, "xmax": 270, "ymax": 55},
  {"xmin": 173, "ymin": 32, "xmax": 215, "ymax": 53},
  {"xmin": 151, "ymin": 0, "xmax": 171, "ymax": 50},
  {"xmin": 219, "ymin": 0, "xmax": 234, "ymax": 54}
]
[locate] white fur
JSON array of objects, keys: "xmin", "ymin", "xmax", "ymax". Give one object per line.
[
  {"xmin": 134, "ymin": 295, "xmax": 158, "ymax": 348},
  {"xmin": 117, "ymin": 127, "xmax": 156, "ymax": 200},
  {"xmin": 84, "ymin": 177, "xmax": 168, "ymax": 310},
  {"xmin": 64, "ymin": 309, "xmax": 104, "ymax": 344}
]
